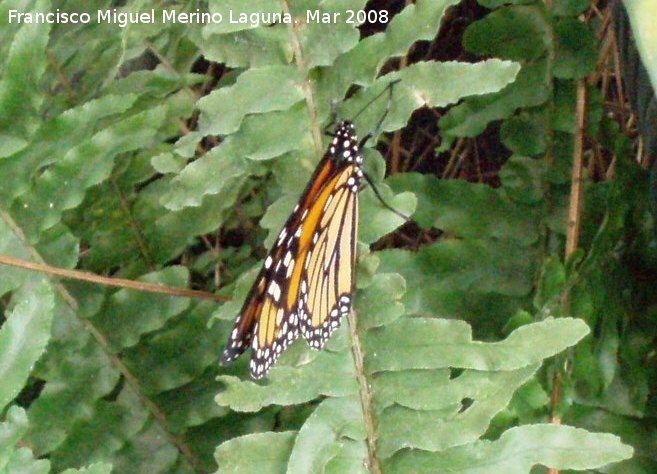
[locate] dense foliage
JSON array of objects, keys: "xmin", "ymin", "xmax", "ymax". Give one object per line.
[{"xmin": 0, "ymin": 0, "xmax": 652, "ymax": 472}]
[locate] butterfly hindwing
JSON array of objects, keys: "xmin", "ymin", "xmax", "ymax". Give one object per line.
[
  {"xmin": 298, "ymin": 167, "xmax": 359, "ymax": 349},
  {"xmin": 220, "ymin": 214, "xmax": 304, "ymax": 378}
]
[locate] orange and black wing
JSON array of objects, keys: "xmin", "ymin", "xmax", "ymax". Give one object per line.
[
  {"xmin": 297, "ymin": 163, "xmax": 359, "ymax": 349},
  {"xmin": 221, "ymin": 121, "xmax": 363, "ymax": 379}
]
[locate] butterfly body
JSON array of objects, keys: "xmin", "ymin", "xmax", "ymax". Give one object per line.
[{"xmin": 222, "ymin": 121, "xmax": 362, "ymax": 378}]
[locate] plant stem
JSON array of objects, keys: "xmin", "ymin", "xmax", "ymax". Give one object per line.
[{"xmin": 348, "ymin": 310, "xmax": 381, "ymax": 474}]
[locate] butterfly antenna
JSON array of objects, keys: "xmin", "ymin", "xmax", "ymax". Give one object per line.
[
  {"xmin": 356, "ymin": 80, "xmax": 409, "ymax": 222},
  {"xmin": 352, "ymin": 78, "xmax": 401, "ymax": 123},
  {"xmin": 363, "ymin": 172, "xmax": 411, "ymax": 222}
]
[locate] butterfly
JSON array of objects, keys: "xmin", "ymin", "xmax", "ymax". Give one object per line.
[{"xmin": 221, "ymin": 83, "xmax": 401, "ymax": 379}]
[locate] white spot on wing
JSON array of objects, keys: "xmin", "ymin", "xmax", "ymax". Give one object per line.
[
  {"xmin": 268, "ymin": 281, "xmax": 281, "ymax": 301},
  {"xmin": 278, "ymin": 228, "xmax": 287, "ymax": 244}
]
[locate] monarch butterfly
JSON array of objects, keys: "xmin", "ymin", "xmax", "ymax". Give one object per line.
[{"xmin": 221, "ymin": 82, "xmax": 401, "ymax": 379}]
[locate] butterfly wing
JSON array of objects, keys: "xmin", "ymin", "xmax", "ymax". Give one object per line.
[
  {"xmin": 221, "ymin": 121, "xmax": 362, "ymax": 379},
  {"xmin": 219, "ymin": 239, "xmax": 299, "ymax": 378},
  {"xmin": 297, "ymin": 166, "xmax": 359, "ymax": 349}
]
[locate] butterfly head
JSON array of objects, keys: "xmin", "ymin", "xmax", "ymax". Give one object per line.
[{"xmin": 329, "ymin": 120, "xmax": 362, "ymax": 165}]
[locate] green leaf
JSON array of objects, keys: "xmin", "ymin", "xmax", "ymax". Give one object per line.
[
  {"xmin": 477, "ymin": 0, "xmax": 535, "ymax": 7},
  {"xmin": 387, "ymin": 173, "xmax": 539, "ymax": 244},
  {"xmin": 12, "ymin": 105, "xmax": 168, "ymax": 239},
  {"xmin": 378, "ymin": 239, "xmax": 538, "ymax": 299},
  {"xmin": 552, "ymin": 0, "xmax": 591, "ymax": 16},
  {"xmin": 553, "ymin": 18, "xmax": 598, "ymax": 79},
  {"xmin": 0, "ymin": 93, "xmax": 138, "ymax": 203},
  {"xmin": 205, "ymin": 0, "xmax": 283, "ymax": 34},
  {"xmin": 232, "ymin": 106, "xmax": 311, "ymax": 161},
  {"xmin": 0, "ymin": 406, "xmax": 29, "ymax": 456},
  {"xmin": 0, "ymin": 280, "xmax": 54, "ymax": 412},
  {"xmin": 356, "ymin": 273, "xmax": 406, "ymax": 329},
  {"xmin": 376, "ymin": 366, "xmax": 539, "ymax": 457},
  {"xmin": 122, "ymin": 301, "xmax": 223, "ymax": 394},
  {"xmin": 216, "ymin": 347, "xmax": 357, "ymax": 412},
  {"xmin": 198, "ymin": 65, "xmax": 305, "ymax": 135},
  {"xmin": 359, "ymin": 186, "xmax": 416, "ymax": 245},
  {"xmin": 500, "ymin": 109, "xmax": 548, "ymax": 156},
  {"xmin": 287, "ymin": 397, "xmax": 366, "ymax": 473},
  {"xmin": 0, "ymin": 0, "xmax": 50, "ymax": 157},
  {"xmin": 294, "ymin": 0, "xmax": 365, "ymax": 68},
  {"xmin": 344, "ymin": 59, "xmax": 521, "ymax": 134},
  {"xmin": 150, "ymin": 152, "xmax": 183, "ymax": 174},
  {"xmin": 50, "ymin": 389, "xmax": 148, "ymax": 471},
  {"xmin": 623, "ymin": 0, "xmax": 657, "ymax": 94},
  {"xmin": 564, "ymin": 405, "xmax": 657, "ymax": 473},
  {"xmin": 439, "ymin": 59, "xmax": 550, "ymax": 141},
  {"xmin": 0, "ymin": 223, "xmax": 32, "ymax": 296},
  {"xmin": 155, "ymin": 368, "xmax": 229, "ymax": 433},
  {"xmin": 0, "ymin": 406, "xmax": 50, "ymax": 474},
  {"xmin": 365, "ymin": 318, "xmax": 590, "ymax": 373},
  {"xmin": 499, "ymin": 155, "xmax": 548, "ymax": 205},
  {"xmin": 214, "ymin": 431, "xmax": 296, "ymax": 474},
  {"xmin": 259, "ymin": 193, "xmax": 301, "ymax": 249},
  {"xmin": 110, "ymin": 417, "xmax": 179, "ymax": 473},
  {"xmin": 197, "ymin": 26, "xmax": 292, "ymax": 68},
  {"xmin": 91, "ymin": 266, "xmax": 191, "ymax": 351},
  {"xmin": 463, "ymin": 5, "xmax": 551, "ymax": 61},
  {"xmin": 61, "ymin": 463, "xmax": 114, "ymax": 474},
  {"xmin": 26, "ymin": 332, "xmax": 122, "ymax": 455},
  {"xmin": 385, "ymin": 424, "xmax": 633, "ymax": 472},
  {"xmin": 326, "ymin": 0, "xmax": 463, "ymax": 88},
  {"xmin": 533, "ymin": 256, "xmax": 566, "ymax": 309},
  {"xmin": 160, "ymin": 150, "xmax": 247, "ymax": 210}
]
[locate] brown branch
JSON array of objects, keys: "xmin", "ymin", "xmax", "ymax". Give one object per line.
[
  {"xmin": 283, "ymin": 2, "xmax": 323, "ymax": 157},
  {"xmin": 348, "ymin": 311, "xmax": 381, "ymax": 474},
  {"xmin": 442, "ymin": 137, "xmax": 467, "ymax": 179},
  {"xmin": 390, "ymin": 0, "xmax": 414, "ymax": 174},
  {"xmin": 390, "ymin": 125, "xmax": 403, "ymax": 174},
  {"xmin": 47, "ymin": 49, "xmax": 74, "ymax": 99},
  {"xmin": 0, "ymin": 254, "xmax": 227, "ymax": 303},
  {"xmin": 548, "ymin": 79, "xmax": 587, "ymax": 474},
  {"xmin": 564, "ymin": 80, "xmax": 587, "ymax": 258},
  {"xmin": 143, "ymin": 39, "xmax": 199, "ymax": 101}
]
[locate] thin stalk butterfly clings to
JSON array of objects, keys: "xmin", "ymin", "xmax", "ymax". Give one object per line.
[{"xmin": 221, "ymin": 80, "xmax": 405, "ymax": 379}]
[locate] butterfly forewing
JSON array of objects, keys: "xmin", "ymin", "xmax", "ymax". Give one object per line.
[{"xmin": 221, "ymin": 121, "xmax": 363, "ymax": 379}]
